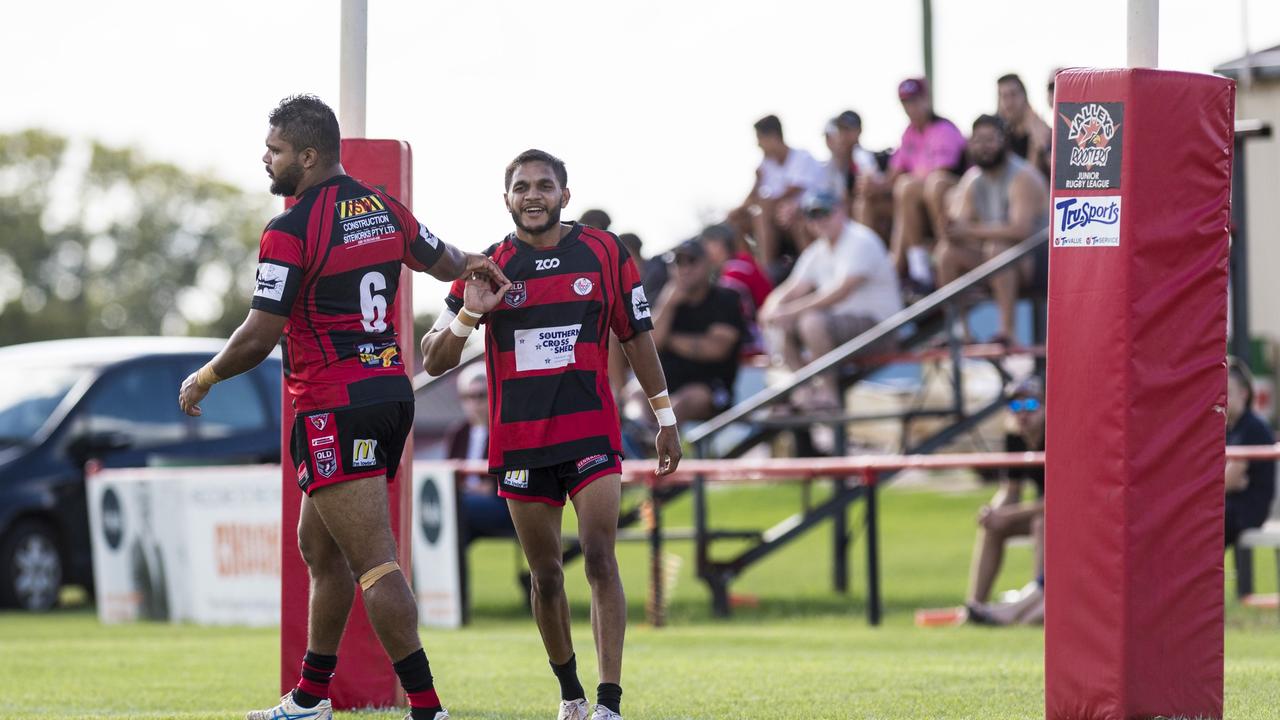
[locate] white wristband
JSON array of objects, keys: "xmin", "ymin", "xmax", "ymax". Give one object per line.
[
  {"xmin": 649, "ymin": 389, "xmax": 676, "ymax": 427},
  {"xmin": 448, "ymin": 307, "xmax": 483, "ymax": 338}
]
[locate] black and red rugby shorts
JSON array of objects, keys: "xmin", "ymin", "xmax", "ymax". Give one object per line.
[
  {"xmin": 290, "ymin": 401, "xmax": 413, "ymax": 495},
  {"xmin": 497, "ymin": 453, "xmax": 623, "ymax": 506}
]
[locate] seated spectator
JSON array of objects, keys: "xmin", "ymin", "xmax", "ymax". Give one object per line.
[
  {"xmin": 700, "ymin": 223, "xmax": 773, "ymax": 356},
  {"xmin": 760, "ymin": 190, "xmax": 902, "ymax": 408},
  {"xmin": 610, "ymin": 232, "xmax": 667, "ymax": 403},
  {"xmin": 937, "ymin": 114, "xmax": 1048, "ymax": 343},
  {"xmin": 1226, "ymin": 358, "xmax": 1276, "ymax": 552},
  {"xmin": 578, "ymin": 208, "xmax": 612, "ymax": 231},
  {"xmin": 728, "ymin": 114, "xmax": 828, "ymax": 283},
  {"xmin": 880, "ymin": 77, "xmax": 967, "ymax": 294},
  {"xmin": 445, "ymin": 363, "xmax": 514, "ymax": 544},
  {"xmin": 965, "ymin": 377, "xmax": 1045, "ymax": 614},
  {"xmin": 824, "ymin": 110, "xmax": 882, "ymax": 217},
  {"xmin": 996, "ymin": 73, "xmax": 1052, "ymax": 178},
  {"xmin": 647, "ymin": 239, "xmax": 745, "ymax": 421}
]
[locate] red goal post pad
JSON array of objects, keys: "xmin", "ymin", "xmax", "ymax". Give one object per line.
[
  {"xmin": 1044, "ymin": 69, "xmax": 1233, "ymax": 720},
  {"xmin": 279, "ymin": 139, "xmax": 416, "ymax": 709}
]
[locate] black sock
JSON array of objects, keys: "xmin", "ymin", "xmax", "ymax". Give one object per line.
[
  {"xmin": 393, "ymin": 648, "xmax": 443, "ymax": 719},
  {"xmin": 292, "ymin": 650, "xmax": 337, "ymax": 708},
  {"xmin": 597, "ymin": 683, "xmax": 622, "ymax": 714},
  {"xmin": 550, "ymin": 654, "xmax": 586, "ymax": 701}
]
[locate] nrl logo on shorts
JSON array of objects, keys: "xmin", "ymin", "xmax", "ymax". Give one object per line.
[
  {"xmin": 505, "ymin": 281, "xmax": 527, "ymax": 308},
  {"xmin": 309, "ymin": 413, "xmax": 331, "ymax": 431}
]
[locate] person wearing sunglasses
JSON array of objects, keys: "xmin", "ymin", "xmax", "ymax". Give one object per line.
[
  {"xmin": 965, "ymin": 376, "xmax": 1046, "ymax": 622},
  {"xmin": 758, "ymin": 190, "xmax": 901, "ymax": 409}
]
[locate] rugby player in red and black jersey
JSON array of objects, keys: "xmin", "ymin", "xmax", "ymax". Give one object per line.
[
  {"xmin": 177, "ymin": 95, "xmax": 507, "ymax": 720},
  {"xmin": 422, "ymin": 150, "xmax": 681, "ymax": 720}
]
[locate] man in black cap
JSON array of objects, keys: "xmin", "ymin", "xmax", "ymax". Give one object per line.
[{"xmin": 646, "ymin": 239, "xmax": 746, "ymax": 422}]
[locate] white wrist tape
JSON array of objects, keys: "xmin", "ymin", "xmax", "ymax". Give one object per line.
[
  {"xmin": 649, "ymin": 390, "xmax": 677, "ymax": 427},
  {"xmin": 448, "ymin": 307, "xmax": 482, "ymax": 338}
]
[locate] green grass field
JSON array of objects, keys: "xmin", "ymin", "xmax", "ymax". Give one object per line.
[{"xmin": 2, "ymin": 482, "xmax": 1278, "ymax": 719}]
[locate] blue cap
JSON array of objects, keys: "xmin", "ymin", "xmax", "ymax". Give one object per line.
[{"xmin": 801, "ymin": 190, "xmax": 840, "ymax": 214}]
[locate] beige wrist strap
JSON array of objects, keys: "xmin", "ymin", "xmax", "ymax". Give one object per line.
[{"xmin": 195, "ymin": 363, "xmax": 222, "ymax": 389}]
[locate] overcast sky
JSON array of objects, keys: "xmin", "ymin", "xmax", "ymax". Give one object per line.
[{"xmin": 4, "ymin": 0, "xmax": 1275, "ymax": 314}]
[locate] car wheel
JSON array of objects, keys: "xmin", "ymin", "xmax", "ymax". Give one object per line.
[{"xmin": 0, "ymin": 521, "xmax": 63, "ymax": 611}]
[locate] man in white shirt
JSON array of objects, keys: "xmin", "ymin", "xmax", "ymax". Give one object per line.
[
  {"xmin": 728, "ymin": 114, "xmax": 827, "ymax": 283},
  {"xmin": 760, "ymin": 190, "xmax": 902, "ymax": 407}
]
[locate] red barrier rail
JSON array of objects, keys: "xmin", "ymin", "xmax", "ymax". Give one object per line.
[{"xmin": 444, "ymin": 444, "xmax": 1280, "ymax": 626}]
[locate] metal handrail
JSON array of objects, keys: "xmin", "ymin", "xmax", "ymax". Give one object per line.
[{"xmin": 684, "ymin": 228, "xmax": 1050, "ymax": 446}]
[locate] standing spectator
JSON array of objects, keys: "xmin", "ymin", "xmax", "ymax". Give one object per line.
[
  {"xmin": 760, "ymin": 191, "xmax": 901, "ymax": 408},
  {"xmin": 700, "ymin": 223, "xmax": 772, "ymax": 356},
  {"xmin": 1225, "ymin": 358, "xmax": 1276, "ymax": 553},
  {"xmin": 444, "ymin": 363, "xmax": 515, "ymax": 544},
  {"xmin": 965, "ymin": 377, "xmax": 1045, "ymax": 610},
  {"xmin": 882, "ymin": 77, "xmax": 968, "ymax": 294},
  {"xmin": 937, "ymin": 115, "xmax": 1048, "ymax": 343},
  {"xmin": 578, "ymin": 208, "xmax": 612, "ymax": 232},
  {"xmin": 728, "ymin": 114, "xmax": 828, "ymax": 283},
  {"xmin": 996, "ymin": 73, "xmax": 1052, "ymax": 178},
  {"xmin": 648, "ymin": 240, "xmax": 746, "ymax": 421}
]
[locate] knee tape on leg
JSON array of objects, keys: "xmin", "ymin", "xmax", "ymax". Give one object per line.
[{"xmin": 358, "ymin": 561, "xmax": 401, "ymax": 591}]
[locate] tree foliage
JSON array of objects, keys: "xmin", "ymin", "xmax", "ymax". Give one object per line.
[{"xmin": 0, "ymin": 129, "xmax": 271, "ymax": 345}]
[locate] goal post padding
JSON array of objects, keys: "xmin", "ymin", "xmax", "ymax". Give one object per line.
[{"xmin": 1044, "ymin": 68, "xmax": 1233, "ymax": 720}]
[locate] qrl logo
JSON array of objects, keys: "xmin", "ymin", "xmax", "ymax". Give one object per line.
[{"xmin": 534, "ymin": 258, "xmax": 561, "ymax": 271}]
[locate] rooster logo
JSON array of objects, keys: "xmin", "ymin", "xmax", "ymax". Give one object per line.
[{"xmin": 1062, "ymin": 104, "xmax": 1120, "ymax": 170}]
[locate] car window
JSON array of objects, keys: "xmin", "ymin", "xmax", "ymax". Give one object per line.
[
  {"xmin": 195, "ymin": 370, "xmax": 269, "ymax": 439},
  {"xmin": 84, "ymin": 362, "xmax": 186, "ymax": 448}
]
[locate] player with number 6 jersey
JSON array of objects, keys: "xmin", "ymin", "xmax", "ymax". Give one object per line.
[{"xmin": 178, "ymin": 95, "xmax": 507, "ymax": 720}]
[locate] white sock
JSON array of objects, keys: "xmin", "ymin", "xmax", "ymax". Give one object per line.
[{"xmin": 907, "ymin": 246, "xmax": 933, "ymax": 286}]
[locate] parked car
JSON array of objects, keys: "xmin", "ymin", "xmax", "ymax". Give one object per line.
[{"xmin": 0, "ymin": 337, "xmax": 282, "ymax": 610}]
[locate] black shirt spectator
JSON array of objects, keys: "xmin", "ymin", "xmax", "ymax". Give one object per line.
[
  {"xmin": 660, "ymin": 286, "xmax": 745, "ymax": 402},
  {"xmin": 1226, "ymin": 410, "xmax": 1276, "ymax": 545},
  {"xmin": 650, "ymin": 240, "xmax": 745, "ymax": 420}
]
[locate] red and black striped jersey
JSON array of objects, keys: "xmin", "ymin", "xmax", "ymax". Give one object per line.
[
  {"xmin": 440, "ymin": 223, "xmax": 652, "ymax": 473},
  {"xmin": 251, "ymin": 174, "xmax": 445, "ymax": 413}
]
